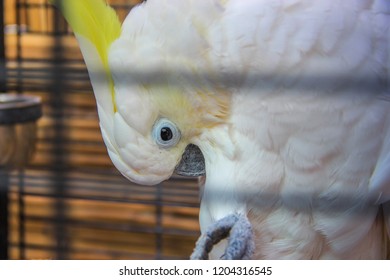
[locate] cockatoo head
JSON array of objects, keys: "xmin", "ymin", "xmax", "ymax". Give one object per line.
[
  {"xmin": 53, "ymin": 0, "xmax": 228, "ymax": 185},
  {"xmin": 105, "ymin": 39, "xmax": 210, "ymax": 184}
]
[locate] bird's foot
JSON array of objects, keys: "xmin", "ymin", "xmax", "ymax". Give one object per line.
[{"xmin": 190, "ymin": 213, "xmax": 254, "ymax": 260}]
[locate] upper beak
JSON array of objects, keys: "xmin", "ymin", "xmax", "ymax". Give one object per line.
[{"xmin": 174, "ymin": 144, "xmax": 206, "ymax": 177}]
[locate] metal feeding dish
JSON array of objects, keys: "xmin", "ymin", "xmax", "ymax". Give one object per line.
[{"xmin": 0, "ymin": 94, "xmax": 42, "ymax": 168}]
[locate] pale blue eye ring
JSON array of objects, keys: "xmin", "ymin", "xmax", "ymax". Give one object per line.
[{"xmin": 152, "ymin": 118, "xmax": 181, "ymax": 149}]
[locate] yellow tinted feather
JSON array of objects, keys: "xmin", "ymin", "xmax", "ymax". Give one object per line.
[{"xmin": 50, "ymin": 0, "xmax": 121, "ymax": 111}]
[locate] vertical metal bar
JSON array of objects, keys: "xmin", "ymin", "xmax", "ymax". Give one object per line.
[
  {"xmin": 0, "ymin": 0, "xmax": 9, "ymax": 260},
  {"xmin": 18, "ymin": 169, "xmax": 25, "ymax": 259},
  {"xmin": 0, "ymin": 0, "xmax": 6, "ymax": 92},
  {"xmin": 13, "ymin": 0, "xmax": 24, "ymax": 260},
  {"xmin": 15, "ymin": 0, "xmax": 22, "ymax": 94},
  {"xmin": 50, "ymin": 4, "xmax": 68, "ymax": 260},
  {"xmin": 155, "ymin": 184, "xmax": 163, "ymax": 259},
  {"xmin": 0, "ymin": 168, "xmax": 9, "ymax": 259}
]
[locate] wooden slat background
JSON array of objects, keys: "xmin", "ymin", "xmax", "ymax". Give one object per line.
[{"xmin": 3, "ymin": 0, "xmax": 201, "ymax": 260}]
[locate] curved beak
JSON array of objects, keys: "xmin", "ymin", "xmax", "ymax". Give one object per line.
[{"xmin": 175, "ymin": 144, "xmax": 206, "ymax": 177}]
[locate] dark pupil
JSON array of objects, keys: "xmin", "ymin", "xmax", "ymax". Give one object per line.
[{"xmin": 160, "ymin": 127, "xmax": 173, "ymax": 141}]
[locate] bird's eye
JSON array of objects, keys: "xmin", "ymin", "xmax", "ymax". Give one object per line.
[{"xmin": 152, "ymin": 118, "xmax": 181, "ymax": 149}]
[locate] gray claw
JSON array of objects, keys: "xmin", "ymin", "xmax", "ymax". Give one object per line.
[{"xmin": 190, "ymin": 214, "xmax": 254, "ymax": 260}]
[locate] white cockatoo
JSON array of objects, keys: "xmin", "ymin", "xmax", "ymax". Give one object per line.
[{"xmin": 51, "ymin": 0, "xmax": 390, "ymax": 259}]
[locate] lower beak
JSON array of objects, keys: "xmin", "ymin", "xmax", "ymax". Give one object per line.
[{"xmin": 174, "ymin": 144, "xmax": 206, "ymax": 177}]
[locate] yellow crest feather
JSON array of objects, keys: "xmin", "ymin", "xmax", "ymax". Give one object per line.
[{"xmin": 50, "ymin": 0, "xmax": 121, "ymax": 111}]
